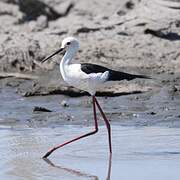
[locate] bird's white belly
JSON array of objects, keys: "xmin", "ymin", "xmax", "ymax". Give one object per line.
[
  {"xmin": 61, "ymin": 64, "xmax": 107, "ymax": 95},
  {"xmin": 66, "ymin": 76, "xmax": 99, "ymax": 95}
]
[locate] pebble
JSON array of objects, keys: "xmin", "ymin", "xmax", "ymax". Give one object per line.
[
  {"xmin": 33, "ymin": 106, "xmax": 52, "ymax": 112},
  {"xmin": 149, "ymin": 111, "xmax": 156, "ymax": 115},
  {"xmin": 133, "ymin": 113, "xmax": 139, "ymax": 117},
  {"xmin": 61, "ymin": 100, "xmax": 69, "ymax": 107}
]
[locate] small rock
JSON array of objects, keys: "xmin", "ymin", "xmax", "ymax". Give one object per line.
[
  {"xmin": 33, "ymin": 106, "xmax": 52, "ymax": 112},
  {"xmin": 173, "ymin": 86, "xmax": 178, "ymax": 92},
  {"xmin": 133, "ymin": 113, "xmax": 139, "ymax": 117},
  {"xmin": 117, "ymin": 10, "xmax": 126, "ymax": 16},
  {"xmin": 65, "ymin": 115, "xmax": 74, "ymax": 121},
  {"xmin": 36, "ymin": 15, "xmax": 48, "ymax": 30},
  {"xmin": 61, "ymin": 100, "xmax": 69, "ymax": 107},
  {"xmin": 175, "ymin": 20, "xmax": 180, "ymax": 27},
  {"xmin": 125, "ymin": 1, "xmax": 134, "ymax": 9},
  {"xmin": 134, "ymin": 96, "xmax": 139, "ymax": 100},
  {"xmin": 117, "ymin": 31, "xmax": 129, "ymax": 36},
  {"xmin": 149, "ymin": 111, "xmax": 156, "ymax": 115}
]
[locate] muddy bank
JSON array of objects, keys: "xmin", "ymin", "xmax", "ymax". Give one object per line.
[{"xmin": 1, "ymin": 86, "xmax": 180, "ymax": 128}]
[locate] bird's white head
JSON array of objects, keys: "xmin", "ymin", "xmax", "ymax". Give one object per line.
[
  {"xmin": 61, "ymin": 37, "xmax": 79, "ymax": 51},
  {"xmin": 41, "ymin": 37, "xmax": 79, "ymax": 63}
]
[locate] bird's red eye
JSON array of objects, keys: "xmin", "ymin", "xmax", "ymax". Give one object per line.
[{"xmin": 67, "ymin": 42, "xmax": 71, "ymax": 45}]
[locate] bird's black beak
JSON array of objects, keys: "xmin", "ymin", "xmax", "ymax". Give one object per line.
[{"xmin": 41, "ymin": 47, "xmax": 65, "ymax": 63}]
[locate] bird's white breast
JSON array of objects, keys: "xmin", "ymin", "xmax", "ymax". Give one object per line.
[
  {"xmin": 60, "ymin": 63, "xmax": 109, "ymax": 95},
  {"xmin": 61, "ymin": 63, "xmax": 88, "ymax": 89}
]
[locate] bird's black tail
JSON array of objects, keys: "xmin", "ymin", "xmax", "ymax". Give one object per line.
[{"xmin": 108, "ymin": 70, "xmax": 151, "ymax": 81}]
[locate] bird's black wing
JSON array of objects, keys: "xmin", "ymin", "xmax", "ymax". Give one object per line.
[
  {"xmin": 81, "ymin": 63, "xmax": 109, "ymax": 74},
  {"xmin": 81, "ymin": 63, "xmax": 150, "ymax": 81}
]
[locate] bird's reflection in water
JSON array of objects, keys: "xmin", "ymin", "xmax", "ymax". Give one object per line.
[
  {"xmin": 43, "ymin": 154, "xmax": 112, "ymax": 180},
  {"xmin": 106, "ymin": 154, "xmax": 112, "ymax": 180}
]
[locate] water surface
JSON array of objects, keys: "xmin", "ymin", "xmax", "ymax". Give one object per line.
[{"xmin": 1, "ymin": 125, "xmax": 180, "ymax": 180}]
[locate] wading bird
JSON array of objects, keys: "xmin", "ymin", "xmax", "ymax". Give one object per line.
[{"xmin": 42, "ymin": 37, "xmax": 149, "ymax": 158}]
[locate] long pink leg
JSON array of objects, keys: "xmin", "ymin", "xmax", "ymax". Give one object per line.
[
  {"xmin": 43, "ymin": 96, "xmax": 98, "ymax": 158},
  {"xmin": 94, "ymin": 97, "xmax": 112, "ymax": 154}
]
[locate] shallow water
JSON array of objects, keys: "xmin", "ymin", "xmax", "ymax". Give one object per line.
[
  {"xmin": 1, "ymin": 125, "xmax": 180, "ymax": 180},
  {"xmin": 1, "ymin": 88, "xmax": 180, "ymax": 179}
]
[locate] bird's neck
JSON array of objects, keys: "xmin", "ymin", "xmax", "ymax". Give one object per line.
[
  {"xmin": 60, "ymin": 47, "xmax": 78, "ymax": 79},
  {"xmin": 61, "ymin": 47, "xmax": 77, "ymax": 65}
]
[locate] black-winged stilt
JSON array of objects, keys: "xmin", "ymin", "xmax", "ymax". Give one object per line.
[{"xmin": 42, "ymin": 37, "xmax": 150, "ymax": 158}]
